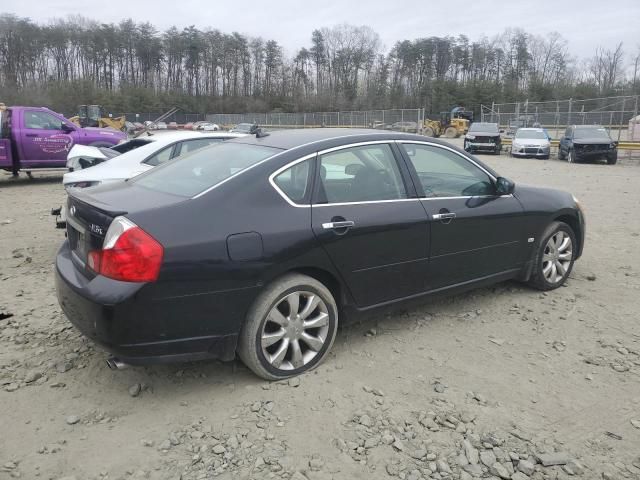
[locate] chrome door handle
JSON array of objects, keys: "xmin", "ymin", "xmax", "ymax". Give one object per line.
[
  {"xmin": 322, "ymin": 220, "xmax": 355, "ymax": 229},
  {"xmin": 432, "ymin": 213, "xmax": 456, "ymax": 221}
]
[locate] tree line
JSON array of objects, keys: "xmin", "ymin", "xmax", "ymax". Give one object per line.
[{"xmin": 0, "ymin": 13, "xmax": 638, "ymax": 117}]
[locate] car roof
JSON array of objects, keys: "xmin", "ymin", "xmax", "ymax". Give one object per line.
[
  {"xmin": 517, "ymin": 128, "xmax": 544, "ymax": 132},
  {"xmin": 132, "ymin": 131, "xmax": 244, "ymax": 143},
  {"xmin": 573, "ymin": 125, "xmax": 604, "ymax": 129},
  {"xmin": 228, "ymin": 128, "xmax": 443, "ymax": 151}
]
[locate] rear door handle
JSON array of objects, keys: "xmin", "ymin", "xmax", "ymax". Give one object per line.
[
  {"xmin": 322, "ymin": 220, "xmax": 355, "ymax": 230},
  {"xmin": 432, "ymin": 213, "xmax": 456, "ymax": 221},
  {"xmin": 26, "ymin": 134, "xmax": 37, "ymax": 137}
]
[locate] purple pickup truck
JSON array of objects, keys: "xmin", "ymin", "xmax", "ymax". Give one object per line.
[{"xmin": 0, "ymin": 106, "xmax": 126, "ymax": 176}]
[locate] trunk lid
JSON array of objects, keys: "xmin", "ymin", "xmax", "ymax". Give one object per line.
[{"xmin": 66, "ymin": 182, "xmax": 187, "ymax": 269}]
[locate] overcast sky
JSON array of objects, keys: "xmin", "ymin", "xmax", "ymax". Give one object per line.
[{"xmin": 3, "ymin": 0, "xmax": 639, "ymax": 60}]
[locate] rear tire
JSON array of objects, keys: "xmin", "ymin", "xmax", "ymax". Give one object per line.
[
  {"xmin": 237, "ymin": 273, "xmax": 338, "ymax": 380},
  {"xmin": 558, "ymin": 148, "xmax": 566, "ymax": 160},
  {"xmin": 527, "ymin": 221, "xmax": 576, "ymax": 291}
]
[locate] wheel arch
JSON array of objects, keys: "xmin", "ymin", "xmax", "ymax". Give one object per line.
[
  {"xmin": 286, "ymin": 266, "xmax": 348, "ymax": 310},
  {"xmin": 552, "ymin": 213, "xmax": 582, "ymax": 258}
]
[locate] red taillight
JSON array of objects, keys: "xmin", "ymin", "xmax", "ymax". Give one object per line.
[{"xmin": 88, "ymin": 217, "xmax": 163, "ymax": 282}]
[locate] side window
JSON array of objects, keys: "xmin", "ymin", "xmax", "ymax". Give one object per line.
[
  {"xmin": 24, "ymin": 111, "xmax": 64, "ymax": 130},
  {"xmin": 317, "ymin": 144, "xmax": 407, "ymax": 203},
  {"xmin": 144, "ymin": 145, "xmax": 175, "ymax": 166},
  {"xmin": 401, "ymin": 144, "xmax": 495, "ymax": 198},
  {"xmin": 565, "ymin": 128, "xmax": 572, "ymax": 139},
  {"xmin": 178, "ymin": 138, "xmax": 225, "ymax": 156},
  {"xmin": 273, "ymin": 159, "xmax": 312, "ymax": 204}
]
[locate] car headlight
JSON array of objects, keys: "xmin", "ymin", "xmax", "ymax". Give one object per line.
[{"xmin": 466, "ymin": 135, "xmax": 475, "ymax": 140}]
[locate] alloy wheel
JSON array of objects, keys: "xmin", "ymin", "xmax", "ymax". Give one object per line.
[
  {"xmin": 542, "ymin": 231, "xmax": 573, "ymax": 284},
  {"xmin": 261, "ymin": 291, "xmax": 330, "ymax": 371}
]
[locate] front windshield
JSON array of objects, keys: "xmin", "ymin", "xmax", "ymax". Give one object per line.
[
  {"xmin": 574, "ymin": 127, "xmax": 610, "ymax": 140},
  {"xmin": 133, "ymin": 142, "xmax": 280, "ymax": 197},
  {"xmin": 515, "ymin": 130, "xmax": 547, "ymax": 140},
  {"xmin": 469, "ymin": 123, "xmax": 498, "ymax": 133}
]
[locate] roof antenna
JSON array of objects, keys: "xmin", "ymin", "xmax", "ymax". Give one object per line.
[{"xmin": 250, "ymin": 124, "xmax": 270, "ymax": 138}]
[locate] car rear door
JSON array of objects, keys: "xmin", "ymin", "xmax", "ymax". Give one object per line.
[
  {"xmin": 398, "ymin": 141, "xmax": 527, "ymax": 290},
  {"xmin": 309, "ymin": 141, "xmax": 430, "ymax": 307}
]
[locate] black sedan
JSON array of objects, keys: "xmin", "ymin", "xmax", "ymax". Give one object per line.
[{"xmin": 55, "ymin": 129, "xmax": 585, "ymax": 379}]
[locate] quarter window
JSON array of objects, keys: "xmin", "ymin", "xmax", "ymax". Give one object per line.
[
  {"xmin": 273, "ymin": 159, "xmax": 312, "ymax": 203},
  {"xmin": 144, "ymin": 145, "xmax": 175, "ymax": 166},
  {"xmin": 401, "ymin": 144, "xmax": 495, "ymax": 197},
  {"xmin": 317, "ymin": 144, "xmax": 407, "ymax": 203}
]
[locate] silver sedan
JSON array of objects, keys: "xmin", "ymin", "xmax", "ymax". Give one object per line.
[{"xmin": 511, "ymin": 128, "xmax": 551, "ymax": 159}]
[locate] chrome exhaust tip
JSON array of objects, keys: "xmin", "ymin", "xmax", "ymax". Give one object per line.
[{"xmin": 106, "ymin": 356, "xmax": 128, "ymax": 370}]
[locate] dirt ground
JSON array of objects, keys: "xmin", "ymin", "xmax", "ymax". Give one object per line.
[{"xmin": 1, "ymin": 144, "xmax": 639, "ymax": 480}]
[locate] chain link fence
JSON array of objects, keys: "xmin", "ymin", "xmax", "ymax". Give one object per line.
[
  {"xmin": 205, "ymin": 109, "xmax": 423, "ymax": 130},
  {"xmin": 481, "ymin": 96, "xmax": 640, "ymax": 141},
  {"xmin": 111, "ymin": 109, "xmax": 424, "ymax": 131}
]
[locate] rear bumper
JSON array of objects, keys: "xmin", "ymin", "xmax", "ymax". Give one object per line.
[{"xmin": 55, "ymin": 241, "xmax": 242, "ymax": 364}]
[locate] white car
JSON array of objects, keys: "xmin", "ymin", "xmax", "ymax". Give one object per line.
[
  {"xmin": 510, "ymin": 128, "xmax": 551, "ymax": 159},
  {"xmin": 63, "ymin": 131, "xmax": 245, "ymax": 189},
  {"xmin": 197, "ymin": 122, "xmax": 220, "ymax": 131}
]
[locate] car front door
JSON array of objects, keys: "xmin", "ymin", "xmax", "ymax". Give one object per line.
[
  {"xmin": 559, "ymin": 127, "xmax": 572, "ymax": 157},
  {"xmin": 398, "ymin": 142, "xmax": 527, "ymax": 290},
  {"xmin": 310, "ymin": 142, "xmax": 430, "ymax": 307},
  {"xmin": 20, "ymin": 110, "xmax": 75, "ymax": 166}
]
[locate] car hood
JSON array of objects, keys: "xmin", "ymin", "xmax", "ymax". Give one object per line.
[
  {"xmin": 468, "ymin": 132, "xmax": 500, "ymax": 137},
  {"xmin": 573, "ymin": 138, "xmax": 613, "ymax": 144},
  {"xmin": 514, "ymin": 183, "xmax": 574, "ymax": 210},
  {"xmin": 67, "ymin": 144, "xmax": 107, "ymax": 162},
  {"xmin": 513, "ymin": 139, "xmax": 549, "ymax": 146}
]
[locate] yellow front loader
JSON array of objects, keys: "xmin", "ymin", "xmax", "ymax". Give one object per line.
[{"xmin": 69, "ymin": 105, "xmax": 126, "ymax": 131}]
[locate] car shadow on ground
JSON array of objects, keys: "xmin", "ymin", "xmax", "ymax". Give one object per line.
[
  {"xmin": 78, "ymin": 279, "xmax": 539, "ymax": 397},
  {"xmin": 0, "ymin": 173, "xmax": 63, "ymax": 189}
]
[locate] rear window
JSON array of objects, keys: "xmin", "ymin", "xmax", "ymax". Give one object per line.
[
  {"xmin": 111, "ymin": 138, "xmax": 153, "ymax": 154},
  {"xmin": 133, "ymin": 143, "xmax": 280, "ymax": 197}
]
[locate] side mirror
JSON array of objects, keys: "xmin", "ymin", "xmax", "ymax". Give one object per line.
[
  {"xmin": 495, "ymin": 177, "xmax": 515, "ymax": 195},
  {"xmin": 61, "ymin": 123, "xmax": 74, "ymax": 133}
]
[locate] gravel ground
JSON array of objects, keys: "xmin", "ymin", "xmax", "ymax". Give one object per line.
[{"xmin": 1, "ymin": 144, "xmax": 639, "ymax": 480}]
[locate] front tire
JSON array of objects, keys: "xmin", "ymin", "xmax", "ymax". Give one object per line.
[
  {"xmin": 567, "ymin": 149, "xmax": 576, "ymax": 163},
  {"xmin": 527, "ymin": 221, "xmax": 576, "ymax": 291},
  {"xmin": 607, "ymin": 152, "xmax": 617, "ymax": 165},
  {"xmin": 237, "ymin": 273, "xmax": 338, "ymax": 380},
  {"xmin": 558, "ymin": 148, "xmax": 566, "ymax": 160}
]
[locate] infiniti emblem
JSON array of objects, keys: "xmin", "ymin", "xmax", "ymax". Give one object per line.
[{"xmin": 69, "ymin": 206, "xmax": 76, "ymax": 216}]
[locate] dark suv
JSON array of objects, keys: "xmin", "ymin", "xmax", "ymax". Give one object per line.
[{"xmin": 558, "ymin": 125, "xmax": 618, "ymax": 165}]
